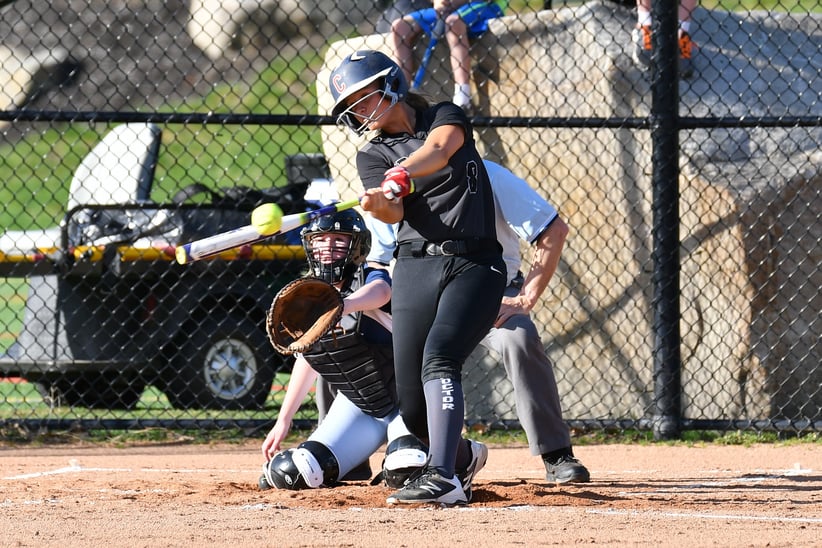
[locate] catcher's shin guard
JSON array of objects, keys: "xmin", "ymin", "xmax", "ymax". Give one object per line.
[{"xmin": 381, "ymin": 435, "xmax": 428, "ymax": 488}]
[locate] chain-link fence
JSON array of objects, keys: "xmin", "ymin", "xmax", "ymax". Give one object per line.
[{"xmin": 0, "ymin": 0, "xmax": 819, "ymax": 436}]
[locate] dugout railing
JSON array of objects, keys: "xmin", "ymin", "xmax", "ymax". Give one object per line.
[{"xmin": 0, "ymin": 0, "xmax": 820, "ymax": 438}]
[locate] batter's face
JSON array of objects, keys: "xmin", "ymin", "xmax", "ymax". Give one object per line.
[
  {"xmin": 309, "ymin": 233, "xmax": 352, "ymax": 264},
  {"xmin": 344, "ymin": 84, "xmax": 392, "ymax": 132}
]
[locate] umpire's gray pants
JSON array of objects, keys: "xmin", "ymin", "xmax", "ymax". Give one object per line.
[{"xmin": 478, "ymin": 283, "xmax": 571, "ymax": 456}]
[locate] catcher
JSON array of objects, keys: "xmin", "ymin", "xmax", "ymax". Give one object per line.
[{"xmin": 258, "ymin": 209, "xmax": 433, "ymax": 491}]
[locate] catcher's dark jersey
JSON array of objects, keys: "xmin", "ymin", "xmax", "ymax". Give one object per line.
[
  {"xmin": 356, "ymin": 102, "xmax": 497, "ymax": 245},
  {"xmin": 303, "ymin": 266, "xmax": 396, "ymax": 417}
]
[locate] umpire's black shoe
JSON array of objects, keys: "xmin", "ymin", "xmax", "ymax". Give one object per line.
[
  {"xmin": 543, "ymin": 454, "xmax": 590, "ymax": 484},
  {"xmin": 386, "ymin": 467, "xmax": 467, "ymax": 505}
]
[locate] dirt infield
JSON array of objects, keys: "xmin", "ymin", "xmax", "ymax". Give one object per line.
[{"xmin": 1, "ymin": 441, "xmax": 819, "ymax": 547}]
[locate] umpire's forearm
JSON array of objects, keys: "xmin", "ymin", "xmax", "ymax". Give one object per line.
[{"xmin": 517, "ymin": 216, "xmax": 569, "ymax": 311}]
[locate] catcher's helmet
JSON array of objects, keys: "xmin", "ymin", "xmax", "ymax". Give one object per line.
[
  {"xmin": 263, "ymin": 441, "xmax": 341, "ymax": 490},
  {"xmin": 264, "ymin": 448, "xmax": 308, "ymax": 490},
  {"xmin": 301, "ymin": 208, "xmax": 371, "ymax": 286},
  {"xmin": 329, "ymin": 50, "xmax": 408, "ymax": 135}
]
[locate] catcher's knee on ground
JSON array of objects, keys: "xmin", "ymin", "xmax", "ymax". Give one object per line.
[{"xmin": 263, "ymin": 441, "xmax": 341, "ymax": 490}]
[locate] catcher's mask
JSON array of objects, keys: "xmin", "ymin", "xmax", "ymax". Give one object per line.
[{"xmin": 301, "ymin": 209, "xmax": 371, "ymax": 286}]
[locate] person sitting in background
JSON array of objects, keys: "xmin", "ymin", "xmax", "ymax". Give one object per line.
[
  {"xmin": 390, "ymin": 0, "xmax": 508, "ymax": 109},
  {"xmin": 632, "ymin": 0, "xmax": 697, "ymax": 78}
]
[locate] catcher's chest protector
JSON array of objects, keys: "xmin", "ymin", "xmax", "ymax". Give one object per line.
[{"xmin": 303, "ymin": 328, "xmax": 396, "ymax": 418}]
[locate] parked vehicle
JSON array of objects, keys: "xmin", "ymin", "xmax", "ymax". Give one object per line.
[{"xmin": 0, "ymin": 124, "xmax": 331, "ymax": 410}]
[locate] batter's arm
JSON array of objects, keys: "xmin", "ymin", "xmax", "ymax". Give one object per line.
[{"xmin": 400, "ymin": 123, "xmax": 465, "ymax": 180}]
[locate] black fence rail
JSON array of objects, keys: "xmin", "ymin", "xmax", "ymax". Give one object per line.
[{"xmin": 0, "ymin": 0, "xmax": 820, "ymax": 437}]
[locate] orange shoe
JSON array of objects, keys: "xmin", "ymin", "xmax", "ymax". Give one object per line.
[
  {"xmin": 632, "ymin": 24, "xmax": 652, "ymax": 69},
  {"xmin": 679, "ymin": 31, "xmax": 695, "ymax": 79}
]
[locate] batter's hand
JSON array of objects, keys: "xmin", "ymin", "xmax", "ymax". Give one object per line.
[
  {"xmin": 380, "ymin": 166, "xmax": 414, "ymax": 201},
  {"xmin": 261, "ymin": 419, "xmax": 290, "ymax": 460},
  {"xmin": 361, "ymin": 187, "xmax": 404, "ymax": 224},
  {"xmin": 494, "ymin": 296, "xmax": 530, "ymax": 328}
]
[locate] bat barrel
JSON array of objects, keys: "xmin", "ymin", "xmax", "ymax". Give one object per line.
[
  {"xmin": 175, "ymin": 225, "xmax": 263, "ymax": 264},
  {"xmin": 174, "ymin": 198, "xmax": 362, "ymax": 265}
]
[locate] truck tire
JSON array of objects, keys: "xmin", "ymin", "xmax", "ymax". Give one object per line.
[{"xmin": 164, "ymin": 312, "xmax": 276, "ymax": 410}]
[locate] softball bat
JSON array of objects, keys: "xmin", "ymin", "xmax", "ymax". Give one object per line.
[{"xmin": 174, "ymin": 198, "xmax": 361, "ymax": 265}]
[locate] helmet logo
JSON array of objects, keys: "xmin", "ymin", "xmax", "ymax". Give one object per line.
[{"xmin": 332, "ymin": 74, "xmax": 346, "ymax": 94}]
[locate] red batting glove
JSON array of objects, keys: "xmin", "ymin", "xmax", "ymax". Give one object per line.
[{"xmin": 380, "ymin": 166, "xmax": 415, "ymax": 200}]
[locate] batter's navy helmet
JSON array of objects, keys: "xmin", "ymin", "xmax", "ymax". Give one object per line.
[{"xmin": 329, "ymin": 50, "xmax": 408, "ymax": 135}]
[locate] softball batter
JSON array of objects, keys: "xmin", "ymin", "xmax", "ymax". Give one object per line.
[{"xmin": 330, "ymin": 50, "xmax": 506, "ymax": 505}]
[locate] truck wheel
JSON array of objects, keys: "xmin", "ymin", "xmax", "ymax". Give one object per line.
[
  {"xmin": 36, "ymin": 373, "xmax": 145, "ymax": 410},
  {"xmin": 164, "ymin": 313, "xmax": 275, "ymax": 410}
]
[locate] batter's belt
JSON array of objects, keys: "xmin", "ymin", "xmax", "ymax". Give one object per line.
[{"xmin": 396, "ymin": 238, "xmax": 499, "ymax": 257}]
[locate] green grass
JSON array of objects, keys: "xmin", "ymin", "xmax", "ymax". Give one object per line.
[
  {"xmin": 0, "ymin": 373, "xmax": 317, "ymax": 422},
  {"xmin": 700, "ymin": 0, "xmax": 822, "ymax": 12},
  {"xmin": 150, "ymin": 51, "xmax": 329, "ymax": 203},
  {"xmin": 2, "ymin": 417, "xmax": 819, "ymax": 446},
  {"xmin": 0, "ymin": 278, "xmax": 27, "ymax": 352},
  {"xmin": 2, "ymin": 377, "xmax": 820, "ymax": 446}
]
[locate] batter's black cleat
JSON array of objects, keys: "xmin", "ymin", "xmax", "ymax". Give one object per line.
[
  {"xmin": 386, "ymin": 468, "xmax": 467, "ymax": 505},
  {"xmin": 455, "ymin": 439, "xmax": 488, "ymax": 502},
  {"xmin": 543, "ymin": 454, "xmax": 590, "ymax": 484}
]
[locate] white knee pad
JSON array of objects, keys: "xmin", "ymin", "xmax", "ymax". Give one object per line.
[
  {"xmin": 291, "ymin": 440, "xmax": 341, "ymax": 488},
  {"xmin": 291, "ymin": 447, "xmax": 325, "ymax": 488}
]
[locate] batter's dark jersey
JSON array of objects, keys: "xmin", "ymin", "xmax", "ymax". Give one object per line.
[{"xmin": 355, "ymin": 102, "xmax": 497, "ymax": 244}]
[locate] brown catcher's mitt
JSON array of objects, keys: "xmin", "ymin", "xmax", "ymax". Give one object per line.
[{"xmin": 266, "ymin": 277, "xmax": 344, "ymax": 355}]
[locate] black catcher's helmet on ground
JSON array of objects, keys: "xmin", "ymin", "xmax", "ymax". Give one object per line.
[
  {"xmin": 329, "ymin": 50, "xmax": 409, "ymax": 135},
  {"xmin": 263, "ymin": 448, "xmax": 308, "ymax": 490},
  {"xmin": 300, "ymin": 208, "xmax": 371, "ymax": 287},
  {"xmin": 262, "ymin": 441, "xmax": 341, "ymax": 490}
]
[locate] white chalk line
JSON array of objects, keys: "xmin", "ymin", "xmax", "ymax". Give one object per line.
[
  {"xmin": 586, "ymin": 507, "xmax": 822, "ymax": 524},
  {"xmin": 3, "ymin": 463, "xmax": 247, "ymax": 480}
]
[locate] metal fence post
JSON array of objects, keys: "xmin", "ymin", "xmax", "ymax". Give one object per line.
[{"xmin": 650, "ymin": 0, "xmax": 682, "ymax": 440}]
